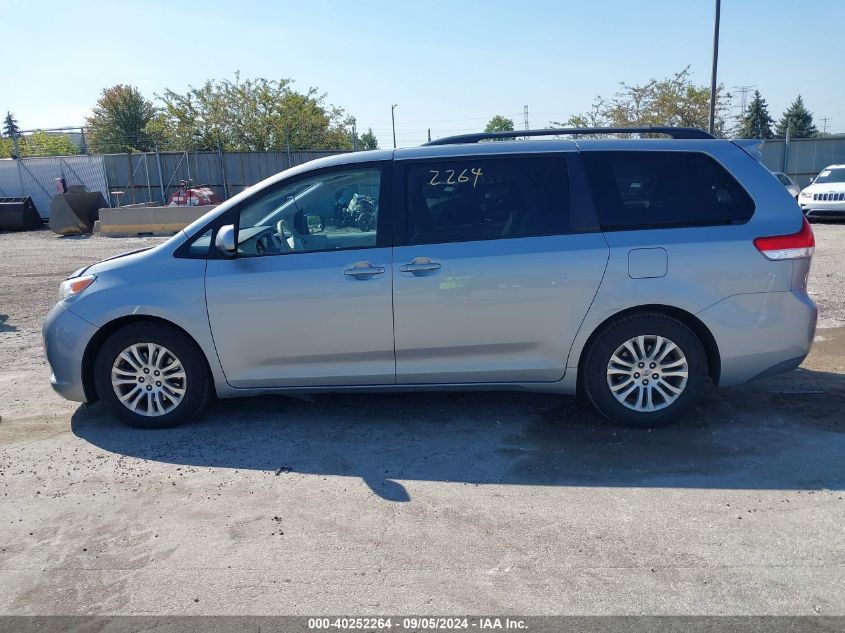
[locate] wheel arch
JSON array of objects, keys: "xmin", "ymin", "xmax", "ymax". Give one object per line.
[
  {"xmin": 81, "ymin": 315, "xmax": 213, "ymax": 403},
  {"xmin": 575, "ymin": 304, "xmax": 721, "ymax": 393}
]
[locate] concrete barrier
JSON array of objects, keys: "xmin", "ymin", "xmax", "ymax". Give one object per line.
[{"xmin": 97, "ymin": 205, "xmax": 217, "ymax": 237}]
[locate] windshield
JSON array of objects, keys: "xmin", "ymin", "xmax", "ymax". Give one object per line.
[{"xmin": 813, "ymin": 168, "xmax": 845, "ymax": 184}]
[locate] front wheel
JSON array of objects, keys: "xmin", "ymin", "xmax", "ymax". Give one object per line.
[
  {"xmin": 94, "ymin": 322, "xmax": 212, "ymax": 429},
  {"xmin": 582, "ymin": 313, "xmax": 708, "ymax": 427}
]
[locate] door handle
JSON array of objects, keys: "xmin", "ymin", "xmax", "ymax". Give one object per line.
[
  {"xmin": 399, "ymin": 257, "xmax": 441, "ymax": 275},
  {"xmin": 344, "ymin": 261, "xmax": 385, "ymax": 279}
]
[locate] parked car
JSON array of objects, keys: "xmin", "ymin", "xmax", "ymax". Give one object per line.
[
  {"xmin": 798, "ymin": 164, "xmax": 845, "ymax": 220},
  {"xmin": 772, "ymin": 171, "xmax": 800, "ymax": 199},
  {"xmin": 43, "ymin": 127, "xmax": 817, "ymax": 429}
]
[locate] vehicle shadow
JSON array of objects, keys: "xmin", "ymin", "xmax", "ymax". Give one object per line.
[{"xmin": 71, "ymin": 368, "xmax": 845, "ymax": 501}]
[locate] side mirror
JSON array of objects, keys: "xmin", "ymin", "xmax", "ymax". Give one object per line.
[
  {"xmin": 306, "ymin": 214, "xmax": 324, "ymax": 234},
  {"xmin": 215, "ymin": 224, "xmax": 236, "ymax": 256}
]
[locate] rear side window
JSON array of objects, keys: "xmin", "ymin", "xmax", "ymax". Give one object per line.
[
  {"xmin": 404, "ymin": 156, "xmax": 569, "ymax": 245},
  {"xmin": 581, "ymin": 151, "xmax": 755, "ymax": 230}
]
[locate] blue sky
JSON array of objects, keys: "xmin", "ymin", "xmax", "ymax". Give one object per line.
[{"xmin": 3, "ymin": 0, "xmax": 843, "ymax": 147}]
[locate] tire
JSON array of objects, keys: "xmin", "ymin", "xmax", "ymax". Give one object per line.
[
  {"xmin": 94, "ymin": 322, "xmax": 212, "ymax": 429},
  {"xmin": 582, "ymin": 312, "xmax": 708, "ymax": 428}
]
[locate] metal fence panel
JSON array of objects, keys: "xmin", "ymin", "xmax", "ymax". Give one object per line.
[
  {"xmin": 0, "ymin": 155, "xmax": 108, "ymax": 219},
  {"xmin": 101, "ymin": 150, "xmax": 345, "ymax": 205},
  {"xmin": 760, "ymin": 137, "xmax": 845, "ymax": 187}
]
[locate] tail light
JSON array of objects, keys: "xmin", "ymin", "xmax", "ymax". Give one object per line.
[{"xmin": 754, "ymin": 217, "xmax": 815, "ymax": 260}]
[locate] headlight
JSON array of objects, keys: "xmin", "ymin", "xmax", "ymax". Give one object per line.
[
  {"xmin": 799, "ymin": 190, "xmax": 811, "ymax": 199},
  {"xmin": 59, "ymin": 274, "xmax": 96, "ymax": 301}
]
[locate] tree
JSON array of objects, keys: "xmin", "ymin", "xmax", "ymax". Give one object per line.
[
  {"xmin": 3, "ymin": 111, "xmax": 20, "ymax": 138},
  {"xmin": 86, "ymin": 85, "xmax": 156, "ymax": 153},
  {"xmin": 152, "ymin": 73, "xmax": 356, "ymax": 152},
  {"xmin": 484, "ymin": 115, "xmax": 515, "ymax": 133},
  {"xmin": 775, "ymin": 95, "xmax": 817, "ymax": 139},
  {"xmin": 359, "ymin": 128, "xmax": 379, "ymax": 150},
  {"xmin": 737, "ymin": 90, "xmax": 774, "ymax": 139},
  {"xmin": 554, "ymin": 67, "xmax": 732, "ymax": 136},
  {"xmin": 21, "ymin": 131, "xmax": 79, "ymax": 156},
  {"xmin": 0, "ymin": 130, "xmax": 79, "ymax": 158}
]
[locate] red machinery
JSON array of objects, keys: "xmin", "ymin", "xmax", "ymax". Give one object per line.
[{"xmin": 167, "ymin": 179, "xmax": 220, "ymax": 207}]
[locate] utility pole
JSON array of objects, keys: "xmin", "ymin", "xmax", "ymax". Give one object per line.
[
  {"xmin": 427, "ymin": 128, "xmax": 431, "ymax": 143},
  {"xmin": 820, "ymin": 117, "xmax": 830, "ymax": 135},
  {"xmin": 391, "ymin": 104, "xmax": 398, "ymax": 149},
  {"xmin": 523, "ymin": 105, "xmax": 529, "ymax": 139},
  {"xmin": 708, "ymin": 0, "xmax": 721, "ymax": 135},
  {"xmin": 351, "ymin": 119, "xmax": 357, "ymax": 151}
]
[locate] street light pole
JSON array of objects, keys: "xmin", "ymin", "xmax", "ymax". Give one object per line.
[
  {"xmin": 708, "ymin": 0, "xmax": 721, "ymax": 136},
  {"xmin": 391, "ymin": 104, "xmax": 398, "ymax": 149}
]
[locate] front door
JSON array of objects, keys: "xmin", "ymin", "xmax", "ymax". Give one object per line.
[
  {"xmin": 392, "ymin": 153, "xmax": 608, "ymax": 384},
  {"xmin": 205, "ymin": 163, "xmax": 396, "ymax": 388}
]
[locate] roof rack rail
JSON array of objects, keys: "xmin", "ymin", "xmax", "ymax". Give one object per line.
[{"xmin": 423, "ymin": 126, "xmax": 714, "ymax": 146}]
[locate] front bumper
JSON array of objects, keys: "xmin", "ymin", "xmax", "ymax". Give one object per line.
[
  {"xmin": 696, "ymin": 290, "xmax": 817, "ymax": 387},
  {"xmin": 42, "ymin": 303, "xmax": 99, "ymax": 402},
  {"xmin": 800, "ymin": 201, "xmax": 845, "ymax": 219}
]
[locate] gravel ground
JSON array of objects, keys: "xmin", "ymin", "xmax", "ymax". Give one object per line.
[
  {"xmin": 0, "ymin": 225, "xmax": 844, "ymax": 615},
  {"xmin": 806, "ymin": 224, "xmax": 845, "ymax": 328}
]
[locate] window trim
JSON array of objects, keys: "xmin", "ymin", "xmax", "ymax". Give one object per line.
[
  {"xmin": 174, "ymin": 160, "xmax": 393, "ymax": 259},
  {"xmin": 578, "ymin": 149, "xmax": 756, "ymax": 232},
  {"xmin": 392, "ymin": 152, "xmax": 586, "ymax": 249}
]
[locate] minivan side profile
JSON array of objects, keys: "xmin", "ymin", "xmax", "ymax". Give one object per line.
[{"xmin": 43, "ymin": 127, "xmax": 817, "ymax": 429}]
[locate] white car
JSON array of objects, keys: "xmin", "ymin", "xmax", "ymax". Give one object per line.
[
  {"xmin": 772, "ymin": 171, "xmax": 800, "ymax": 199},
  {"xmin": 799, "ymin": 164, "xmax": 845, "ymax": 220}
]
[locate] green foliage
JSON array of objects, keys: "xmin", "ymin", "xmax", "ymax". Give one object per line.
[
  {"xmin": 3, "ymin": 111, "xmax": 20, "ymax": 138},
  {"xmin": 359, "ymin": 128, "xmax": 379, "ymax": 150},
  {"xmin": 484, "ymin": 115, "xmax": 515, "ymax": 133},
  {"xmin": 0, "ymin": 130, "xmax": 79, "ymax": 157},
  {"xmin": 775, "ymin": 95, "xmax": 817, "ymax": 139},
  {"xmin": 86, "ymin": 84, "xmax": 156, "ymax": 153},
  {"xmin": 23, "ymin": 130, "xmax": 80, "ymax": 156},
  {"xmin": 554, "ymin": 67, "xmax": 732, "ymax": 136},
  {"xmin": 737, "ymin": 90, "xmax": 774, "ymax": 139},
  {"xmin": 152, "ymin": 73, "xmax": 355, "ymax": 151}
]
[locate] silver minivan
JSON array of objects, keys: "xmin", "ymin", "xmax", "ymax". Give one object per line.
[{"xmin": 43, "ymin": 127, "xmax": 817, "ymax": 429}]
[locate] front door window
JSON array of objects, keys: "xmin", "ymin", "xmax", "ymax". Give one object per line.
[{"xmin": 235, "ymin": 167, "xmax": 382, "ymax": 257}]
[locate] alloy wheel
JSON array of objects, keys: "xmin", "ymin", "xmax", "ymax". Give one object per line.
[
  {"xmin": 605, "ymin": 335, "xmax": 689, "ymax": 412},
  {"xmin": 111, "ymin": 343, "xmax": 187, "ymax": 416}
]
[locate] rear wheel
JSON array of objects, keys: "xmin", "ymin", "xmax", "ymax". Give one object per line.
[
  {"xmin": 94, "ymin": 322, "xmax": 212, "ymax": 429},
  {"xmin": 583, "ymin": 313, "xmax": 708, "ymax": 427}
]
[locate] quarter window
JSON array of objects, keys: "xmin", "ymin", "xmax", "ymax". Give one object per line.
[
  {"xmin": 404, "ymin": 157, "xmax": 570, "ymax": 245},
  {"xmin": 235, "ymin": 167, "xmax": 381, "ymax": 256},
  {"xmin": 581, "ymin": 151, "xmax": 755, "ymax": 230}
]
